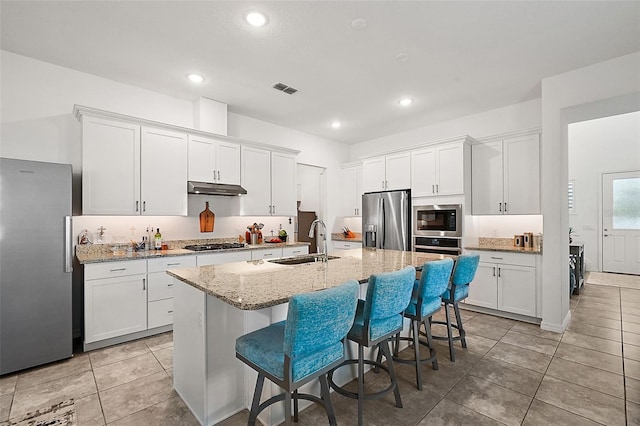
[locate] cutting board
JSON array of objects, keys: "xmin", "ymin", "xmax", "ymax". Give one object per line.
[{"xmin": 199, "ymin": 202, "xmax": 215, "ymax": 232}]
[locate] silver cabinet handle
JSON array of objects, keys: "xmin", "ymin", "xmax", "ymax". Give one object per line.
[
  {"xmin": 110, "ymin": 268, "xmax": 126, "ymax": 272},
  {"xmin": 499, "ymin": 202, "xmax": 502, "ymax": 212},
  {"xmin": 143, "ymin": 201, "xmax": 146, "ymax": 212},
  {"xmin": 436, "ymin": 184, "xmax": 439, "ymax": 193},
  {"xmin": 217, "ymin": 171, "xmax": 221, "ymax": 181},
  {"xmin": 263, "ymin": 253, "xmax": 273, "ymax": 257},
  {"xmin": 382, "ymin": 180, "xmax": 385, "ymax": 189},
  {"xmin": 168, "ymin": 310, "xmax": 174, "ymax": 314},
  {"xmin": 504, "ymin": 202, "xmax": 508, "ymax": 213},
  {"xmin": 293, "ymin": 250, "xmax": 301, "ymax": 254},
  {"xmin": 493, "ymin": 267, "xmax": 496, "ymax": 277},
  {"xmin": 268, "ymin": 205, "xmax": 272, "ymax": 214},
  {"xmin": 498, "ymin": 267, "xmax": 501, "ymax": 278},
  {"xmin": 432, "ymin": 184, "xmax": 435, "ymax": 193},
  {"xmin": 167, "ymin": 283, "xmax": 174, "ymax": 287},
  {"xmin": 273, "ymin": 205, "xmax": 276, "ymax": 214},
  {"xmin": 490, "ymin": 256, "xmax": 503, "ymax": 260},
  {"xmin": 167, "ymin": 262, "xmax": 180, "ymax": 266},
  {"xmin": 136, "ymin": 201, "xmax": 139, "ymax": 212},
  {"xmin": 213, "ymin": 170, "xmax": 217, "ymax": 181},
  {"xmin": 385, "ymin": 180, "xmax": 388, "ymax": 189},
  {"xmin": 143, "ymin": 278, "xmax": 146, "ymax": 290}
]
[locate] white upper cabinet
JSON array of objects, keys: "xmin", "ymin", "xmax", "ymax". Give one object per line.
[
  {"xmin": 82, "ymin": 118, "xmax": 187, "ymax": 216},
  {"xmin": 341, "ymin": 164, "xmax": 363, "ymax": 216},
  {"xmin": 472, "ymin": 133, "xmax": 540, "ymax": 215},
  {"xmin": 141, "ymin": 126, "xmax": 188, "ymax": 216},
  {"xmin": 362, "ymin": 152, "xmax": 410, "ymax": 193},
  {"xmin": 270, "ymin": 152, "xmax": 297, "ymax": 216},
  {"xmin": 188, "ymin": 135, "xmax": 240, "ymax": 185},
  {"xmin": 411, "ymin": 142, "xmax": 465, "ymax": 197},
  {"xmin": 82, "ymin": 116, "xmax": 140, "ymax": 215},
  {"xmin": 240, "ymin": 146, "xmax": 297, "ymax": 216}
]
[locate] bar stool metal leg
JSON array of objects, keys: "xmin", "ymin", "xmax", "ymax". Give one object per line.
[
  {"xmin": 444, "ymin": 302, "xmax": 456, "ymax": 362},
  {"xmin": 454, "ymin": 302, "xmax": 467, "ymax": 349}
]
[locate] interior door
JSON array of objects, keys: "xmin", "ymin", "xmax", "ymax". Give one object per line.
[{"xmin": 602, "ymin": 171, "xmax": 640, "ymax": 274}]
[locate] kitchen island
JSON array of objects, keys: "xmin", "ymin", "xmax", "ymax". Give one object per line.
[{"xmin": 167, "ymin": 248, "xmax": 451, "ymax": 426}]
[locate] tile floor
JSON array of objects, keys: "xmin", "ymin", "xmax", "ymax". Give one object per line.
[{"xmin": 1, "ymin": 273, "xmax": 638, "ymax": 425}]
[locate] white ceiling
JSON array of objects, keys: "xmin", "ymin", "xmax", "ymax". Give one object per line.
[{"xmin": 2, "ymin": 1, "xmax": 639, "ymax": 144}]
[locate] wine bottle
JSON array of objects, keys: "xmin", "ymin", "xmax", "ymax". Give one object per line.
[{"xmin": 155, "ymin": 228, "xmax": 162, "ymax": 250}]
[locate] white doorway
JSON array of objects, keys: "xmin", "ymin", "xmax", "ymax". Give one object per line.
[{"xmin": 602, "ymin": 170, "xmax": 640, "ymax": 274}]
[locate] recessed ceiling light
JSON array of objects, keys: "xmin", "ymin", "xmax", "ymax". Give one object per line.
[
  {"xmin": 246, "ymin": 12, "xmax": 267, "ymax": 27},
  {"xmin": 398, "ymin": 98, "xmax": 413, "ymax": 107},
  {"xmin": 351, "ymin": 18, "xmax": 367, "ymax": 30},
  {"xmin": 330, "ymin": 121, "xmax": 342, "ymax": 129},
  {"xmin": 187, "ymin": 73, "xmax": 204, "ymax": 83}
]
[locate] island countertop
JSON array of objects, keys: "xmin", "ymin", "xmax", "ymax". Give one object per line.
[{"xmin": 167, "ymin": 248, "xmax": 452, "ymax": 310}]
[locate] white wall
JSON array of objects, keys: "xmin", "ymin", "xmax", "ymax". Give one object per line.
[
  {"xmin": 0, "ymin": 50, "xmax": 349, "ymax": 243},
  {"xmin": 568, "ymin": 111, "xmax": 640, "ymax": 272},
  {"xmin": 349, "ymin": 98, "xmax": 541, "ymax": 159},
  {"xmin": 541, "ymin": 50, "xmax": 640, "ymax": 332}
]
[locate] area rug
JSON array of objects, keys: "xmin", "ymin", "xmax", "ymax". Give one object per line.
[
  {"xmin": 586, "ymin": 271, "xmax": 640, "ymax": 289},
  {"xmin": 8, "ymin": 399, "xmax": 75, "ymax": 426}
]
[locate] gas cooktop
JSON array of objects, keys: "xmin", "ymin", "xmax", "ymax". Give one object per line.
[{"xmin": 184, "ymin": 243, "xmax": 246, "ymax": 252}]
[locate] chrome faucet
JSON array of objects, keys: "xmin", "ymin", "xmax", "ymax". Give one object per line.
[{"xmin": 309, "ymin": 219, "xmax": 328, "ymax": 262}]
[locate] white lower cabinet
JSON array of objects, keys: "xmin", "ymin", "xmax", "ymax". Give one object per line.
[
  {"xmin": 197, "ymin": 251, "xmax": 252, "ymax": 266},
  {"xmin": 465, "ymin": 252, "xmax": 538, "ymax": 317},
  {"xmin": 282, "ymin": 245, "xmax": 309, "ymax": 257},
  {"xmin": 84, "ymin": 260, "xmax": 147, "ymax": 344},
  {"xmin": 147, "ymin": 256, "xmax": 196, "ymax": 329},
  {"xmin": 252, "ymin": 247, "xmax": 283, "ymax": 260},
  {"xmin": 333, "ymin": 241, "xmax": 362, "ymax": 251}
]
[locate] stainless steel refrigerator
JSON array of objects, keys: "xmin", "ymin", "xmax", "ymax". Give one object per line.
[
  {"xmin": 1, "ymin": 158, "xmax": 73, "ymax": 374},
  {"xmin": 362, "ymin": 190, "xmax": 411, "ymax": 251}
]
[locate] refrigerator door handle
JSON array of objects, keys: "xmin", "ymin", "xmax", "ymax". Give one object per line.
[
  {"xmin": 64, "ymin": 216, "xmax": 73, "ymax": 273},
  {"xmin": 380, "ymin": 197, "xmax": 386, "ymax": 248}
]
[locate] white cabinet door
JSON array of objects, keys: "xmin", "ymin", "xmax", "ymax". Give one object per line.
[
  {"xmin": 216, "ymin": 140, "xmax": 241, "ymax": 185},
  {"xmin": 411, "ymin": 148, "xmax": 437, "ymax": 197},
  {"xmin": 84, "ymin": 273, "xmax": 147, "ymax": 343},
  {"xmin": 141, "ymin": 127, "xmax": 188, "ymax": 216},
  {"xmin": 240, "ymin": 146, "xmax": 272, "ymax": 216},
  {"xmin": 341, "ymin": 166, "xmax": 363, "ymax": 216},
  {"xmin": 188, "ymin": 135, "xmax": 216, "ymax": 183},
  {"xmin": 497, "ymin": 264, "xmax": 536, "ymax": 316},
  {"xmin": 385, "ymin": 152, "xmax": 411, "ymax": 190},
  {"xmin": 466, "ymin": 262, "xmax": 498, "ymax": 309},
  {"xmin": 188, "ymin": 136, "xmax": 240, "ymax": 185},
  {"xmin": 82, "ymin": 116, "xmax": 140, "ymax": 215},
  {"xmin": 271, "ymin": 152, "xmax": 297, "ymax": 216},
  {"xmin": 333, "ymin": 241, "xmax": 362, "ymax": 250},
  {"xmin": 362, "ymin": 157, "xmax": 386, "ymax": 193},
  {"xmin": 148, "ymin": 299, "xmax": 174, "ymax": 329},
  {"xmin": 503, "ymin": 134, "xmax": 540, "ymax": 214},
  {"xmin": 471, "ymin": 141, "xmax": 503, "ymax": 215},
  {"xmin": 196, "ymin": 251, "xmax": 252, "ymax": 266},
  {"xmin": 436, "ymin": 143, "xmax": 464, "ymax": 196}
]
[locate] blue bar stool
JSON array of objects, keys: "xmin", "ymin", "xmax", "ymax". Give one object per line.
[
  {"xmin": 328, "ymin": 266, "xmax": 415, "ymax": 426},
  {"xmin": 392, "ymin": 258, "xmax": 454, "ymax": 390},
  {"xmin": 431, "ymin": 254, "xmax": 480, "ymax": 362},
  {"xmin": 235, "ymin": 280, "xmax": 359, "ymax": 426}
]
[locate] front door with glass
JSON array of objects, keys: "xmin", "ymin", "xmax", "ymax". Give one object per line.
[{"xmin": 602, "ymin": 171, "xmax": 640, "ymax": 275}]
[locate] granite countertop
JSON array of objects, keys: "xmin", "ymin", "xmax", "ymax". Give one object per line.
[
  {"xmin": 331, "ymin": 232, "xmax": 363, "ymax": 242},
  {"xmin": 167, "ymin": 248, "xmax": 453, "ymax": 310},
  {"xmin": 76, "ymin": 240, "xmax": 310, "ymax": 264},
  {"xmin": 464, "ymin": 237, "xmax": 542, "ymax": 255}
]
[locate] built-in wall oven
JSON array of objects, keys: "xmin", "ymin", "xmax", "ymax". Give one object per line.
[{"xmin": 413, "ymin": 204, "xmax": 462, "ymax": 255}]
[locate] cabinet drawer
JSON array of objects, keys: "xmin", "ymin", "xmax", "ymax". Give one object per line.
[
  {"xmin": 252, "ymin": 248, "xmax": 283, "ymax": 260},
  {"xmin": 473, "ymin": 251, "xmax": 536, "ymax": 267},
  {"xmin": 85, "ymin": 259, "xmax": 147, "ymax": 280},
  {"xmin": 282, "ymin": 246, "xmax": 309, "ymax": 257},
  {"xmin": 148, "ymin": 271, "xmax": 175, "ymax": 301},
  {"xmin": 148, "ymin": 299, "xmax": 174, "ymax": 329},
  {"xmin": 197, "ymin": 250, "xmax": 252, "ymax": 266},
  {"xmin": 147, "ymin": 256, "xmax": 196, "ymax": 273},
  {"xmin": 333, "ymin": 241, "xmax": 362, "ymax": 250}
]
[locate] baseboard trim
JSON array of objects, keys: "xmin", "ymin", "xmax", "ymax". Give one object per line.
[
  {"xmin": 540, "ymin": 310, "xmax": 571, "ymax": 334},
  {"xmin": 83, "ymin": 324, "xmax": 173, "ymax": 352}
]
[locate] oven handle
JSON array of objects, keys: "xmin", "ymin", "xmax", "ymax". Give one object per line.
[{"xmin": 413, "ymin": 245, "xmax": 462, "ymax": 253}]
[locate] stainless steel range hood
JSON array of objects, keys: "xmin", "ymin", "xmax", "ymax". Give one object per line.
[{"xmin": 187, "ymin": 181, "xmax": 247, "ymax": 196}]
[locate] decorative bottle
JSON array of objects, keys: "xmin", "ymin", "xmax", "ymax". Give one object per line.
[{"xmin": 155, "ymin": 228, "xmax": 162, "ymax": 250}]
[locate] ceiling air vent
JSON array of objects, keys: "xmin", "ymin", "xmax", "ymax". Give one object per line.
[{"xmin": 272, "ymin": 82, "xmax": 298, "ymax": 95}]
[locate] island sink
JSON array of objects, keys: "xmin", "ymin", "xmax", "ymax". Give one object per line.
[{"xmin": 268, "ymin": 254, "xmax": 340, "ymax": 265}]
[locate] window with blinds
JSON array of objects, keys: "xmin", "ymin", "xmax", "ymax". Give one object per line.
[{"xmin": 568, "ymin": 180, "xmax": 575, "ymax": 214}]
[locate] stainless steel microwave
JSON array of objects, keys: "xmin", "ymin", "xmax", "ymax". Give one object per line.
[{"xmin": 413, "ymin": 204, "xmax": 462, "ymax": 237}]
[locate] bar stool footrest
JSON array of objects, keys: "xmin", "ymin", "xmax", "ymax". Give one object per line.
[
  {"xmin": 328, "ymin": 359, "xmax": 397, "ymax": 401},
  {"xmin": 429, "ymin": 319, "xmax": 464, "ymax": 342},
  {"xmin": 392, "ymin": 336, "xmax": 438, "ymax": 367}
]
